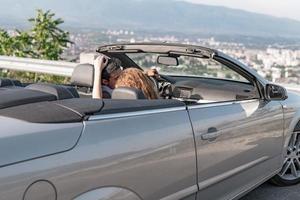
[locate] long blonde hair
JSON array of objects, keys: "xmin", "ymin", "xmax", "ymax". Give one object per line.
[{"xmin": 115, "ymin": 68, "xmax": 158, "ymax": 99}]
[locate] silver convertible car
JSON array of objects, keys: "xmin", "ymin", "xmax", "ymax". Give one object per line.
[{"xmin": 1, "ymin": 43, "xmax": 300, "ymax": 200}]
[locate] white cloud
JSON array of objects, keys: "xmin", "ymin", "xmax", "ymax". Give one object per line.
[{"xmin": 184, "ymin": 0, "xmax": 300, "ymax": 21}]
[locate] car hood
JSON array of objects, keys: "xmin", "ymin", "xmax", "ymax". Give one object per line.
[{"xmin": 0, "ymin": 116, "xmax": 83, "ymax": 168}]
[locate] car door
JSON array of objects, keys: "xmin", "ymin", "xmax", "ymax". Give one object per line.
[
  {"xmin": 189, "ymin": 99, "xmax": 284, "ymax": 200},
  {"xmin": 73, "ymin": 99, "xmax": 198, "ymax": 200},
  {"xmin": 164, "ymin": 54, "xmax": 284, "ymax": 200}
]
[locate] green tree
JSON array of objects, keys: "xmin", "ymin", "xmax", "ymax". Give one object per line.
[
  {"xmin": 0, "ymin": 29, "xmax": 33, "ymax": 57},
  {"xmin": 29, "ymin": 9, "xmax": 72, "ymax": 60},
  {"xmin": 0, "ymin": 10, "xmax": 72, "ymax": 83},
  {"xmin": 12, "ymin": 30, "xmax": 33, "ymax": 57},
  {"xmin": 0, "ymin": 29, "xmax": 14, "ymax": 55}
]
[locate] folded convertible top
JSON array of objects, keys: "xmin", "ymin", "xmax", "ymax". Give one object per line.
[
  {"xmin": 0, "ymin": 99, "xmax": 104, "ymax": 123},
  {"xmin": 0, "ymin": 88, "xmax": 104, "ymax": 123},
  {"xmin": 0, "ymin": 88, "xmax": 56, "ymax": 109}
]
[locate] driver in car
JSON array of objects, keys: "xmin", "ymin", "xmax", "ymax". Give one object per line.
[{"xmin": 92, "ymin": 55, "xmax": 159, "ymax": 99}]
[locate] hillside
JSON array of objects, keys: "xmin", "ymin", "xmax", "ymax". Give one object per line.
[{"xmin": 1, "ymin": 0, "xmax": 300, "ymax": 38}]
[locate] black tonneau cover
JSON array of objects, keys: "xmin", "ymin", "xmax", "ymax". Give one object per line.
[
  {"xmin": 0, "ymin": 88, "xmax": 56, "ymax": 109},
  {"xmin": 0, "ymin": 88, "xmax": 104, "ymax": 123},
  {"xmin": 0, "ymin": 99, "xmax": 104, "ymax": 123}
]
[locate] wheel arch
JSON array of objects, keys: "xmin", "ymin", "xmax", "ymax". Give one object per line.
[
  {"xmin": 72, "ymin": 186, "xmax": 143, "ymax": 200},
  {"xmin": 284, "ymin": 110, "xmax": 300, "ymax": 146},
  {"xmin": 270, "ymin": 110, "xmax": 300, "ymax": 186},
  {"xmin": 293, "ymin": 120, "xmax": 300, "ymax": 132}
]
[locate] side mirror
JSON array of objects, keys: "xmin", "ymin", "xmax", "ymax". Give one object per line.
[
  {"xmin": 265, "ymin": 84, "xmax": 288, "ymax": 101},
  {"xmin": 157, "ymin": 56, "xmax": 178, "ymax": 66}
]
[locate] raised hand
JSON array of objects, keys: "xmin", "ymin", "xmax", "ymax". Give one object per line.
[
  {"xmin": 94, "ymin": 55, "xmax": 109, "ymax": 72},
  {"xmin": 92, "ymin": 55, "xmax": 109, "ymax": 99}
]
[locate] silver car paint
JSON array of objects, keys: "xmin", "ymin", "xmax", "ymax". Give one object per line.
[
  {"xmin": 0, "ymin": 108, "xmax": 197, "ymax": 200},
  {"xmin": 1, "ymin": 95, "xmax": 296, "ymax": 200},
  {"xmin": 1, "ymin": 96, "xmax": 294, "ymax": 200},
  {"xmin": 23, "ymin": 180, "xmax": 57, "ymax": 200},
  {"xmin": 189, "ymin": 99, "xmax": 284, "ymax": 200},
  {"xmin": 0, "ymin": 116, "xmax": 83, "ymax": 167}
]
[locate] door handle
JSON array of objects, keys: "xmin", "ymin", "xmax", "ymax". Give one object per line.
[{"xmin": 201, "ymin": 127, "xmax": 220, "ymax": 141}]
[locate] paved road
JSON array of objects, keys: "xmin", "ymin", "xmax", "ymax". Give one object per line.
[{"xmin": 240, "ymin": 182, "xmax": 300, "ymax": 200}]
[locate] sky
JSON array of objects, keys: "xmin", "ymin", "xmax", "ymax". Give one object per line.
[{"xmin": 184, "ymin": 0, "xmax": 300, "ymax": 21}]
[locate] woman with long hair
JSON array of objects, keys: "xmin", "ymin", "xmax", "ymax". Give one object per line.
[
  {"xmin": 93, "ymin": 55, "xmax": 159, "ymax": 99},
  {"xmin": 115, "ymin": 68, "xmax": 159, "ymax": 99}
]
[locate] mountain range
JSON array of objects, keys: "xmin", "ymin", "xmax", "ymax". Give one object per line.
[{"xmin": 1, "ymin": 0, "xmax": 300, "ymax": 38}]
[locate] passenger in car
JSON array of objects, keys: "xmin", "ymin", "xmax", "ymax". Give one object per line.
[
  {"xmin": 101, "ymin": 58, "xmax": 124, "ymax": 98},
  {"xmin": 92, "ymin": 55, "xmax": 123, "ymax": 99},
  {"xmin": 115, "ymin": 68, "xmax": 159, "ymax": 99},
  {"xmin": 92, "ymin": 55, "xmax": 159, "ymax": 99}
]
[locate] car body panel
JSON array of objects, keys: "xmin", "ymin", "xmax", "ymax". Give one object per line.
[
  {"xmin": 188, "ymin": 99, "xmax": 284, "ymax": 200},
  {"xmin": 23, "ymin": 180, "xmax": 57, "ymax": 200},
  {"xmin": 71, "ymin": 109, "xmax": 197, "ymax": 200},
  {"xmin": 0, "ymin": 108, "xmax": 197, "ymax": 200},
  {"xmin": 0, "ymin": 116, "xmax": 83, "ymax": 167}
]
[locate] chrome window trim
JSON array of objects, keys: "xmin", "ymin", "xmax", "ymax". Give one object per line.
[
  {"xmin": 88, "ymin": 106, "xmax": 187, "ymax": 121},
  {"xmin": 88, "ymin": 99, "xmax": 259, "ymax": 121},
  {"xmin": 188, "ymin": 99, "xmax": 259, "ymax": 110}
]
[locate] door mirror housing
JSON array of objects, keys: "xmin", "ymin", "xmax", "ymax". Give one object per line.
[
  {"xmin": 265, "ymin": 84, "xmax": 288, "ymax": 101},
  {"xmin": 157, "ymin": 56, "xmax": 178, "ymax": 66}
]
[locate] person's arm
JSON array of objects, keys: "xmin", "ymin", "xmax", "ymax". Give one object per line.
[
  {"xmin": 146, "ymin": 68, "xmax": 159, "ymax": 78},
  {"xmin": 92, "ymin": 55, "xmax": 109, "ymax": 99}
]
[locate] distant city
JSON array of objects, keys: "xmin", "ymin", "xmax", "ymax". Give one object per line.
[
  {"xmin": 8, "ymin": 26, "xmax": 300, "ymax": 84},
  {"xmin": 58, "ymin": 29, "xmax": 300, "ymax": 85}
]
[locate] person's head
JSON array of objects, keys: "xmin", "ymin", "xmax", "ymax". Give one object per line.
[
  {"xmin": 101, "ymin": 58, "xmax": 123, "ymax": 89},
  {"xmin": 115, "ymin": 68, "xmax": 158, "ymax": 99}
]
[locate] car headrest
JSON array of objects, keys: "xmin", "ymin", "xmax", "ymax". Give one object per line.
[
  {"xmin": 70, "ymin": 64, "xmax": 94, "ymax": 87},
  {"xmin": 26, "ymin": 83, "xmax": 79, "ymax": 100},
  {"xmin": 111, "ymin": 87, "xmax": 146, "ymax": 99}
]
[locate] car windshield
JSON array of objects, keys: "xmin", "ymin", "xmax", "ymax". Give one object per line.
[{"xmin": 127, "ymin": 53, "xmax": 249, "ymax": 83}]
